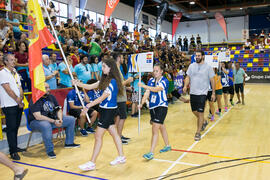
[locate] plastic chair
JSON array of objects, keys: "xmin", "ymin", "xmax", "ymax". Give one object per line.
[{"xmin": 24, "ymin": 108, "xmax": 65, "ymax": 151}]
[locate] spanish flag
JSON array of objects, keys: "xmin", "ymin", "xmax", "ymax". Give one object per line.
[{"xmin": 28, "ymin": 0, "xmax": 56, "ymax": 103}]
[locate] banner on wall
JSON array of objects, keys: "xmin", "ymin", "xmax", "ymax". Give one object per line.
[
  {"xmin": 218, "ymin": 51, "xmax": 231, "ymax": 62},
  {"xmin": 215, "ymin": 12, "xmax": 228, "ymax": 40},
  {"xmin": 128, "ymin": 52, "xmax": 154, "ymax": 73},
  {"xmin": 104, "ymin": 0, "xmax": 120, "ymax": 25},
  {"xmin": 156, "ymin": 1, "xmax": 169, "ymax": 36},
  {"xmin": 134, "ymin": 0, "xmax": 144, "ymax": 26},
  {"xmin": 245, "ymin": 72, "xmax": 270, "ymax": 83},
  {"xmin": 205, "ymin": 55, "xmax": 219, "ymax": 68},
  {"xmin": 172, "ymin": 12, "xmax": 182, "ymax": 39},
  {"xmin": 242, "ymin": 29, "xmax": 249, "ymax": 42}
]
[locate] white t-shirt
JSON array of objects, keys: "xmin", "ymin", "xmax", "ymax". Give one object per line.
[
  {"xmin": 0, "ymin": 68, "xmax": 22, "ymax": 108},
  {"xmin": 0, "ymin": 26, "xmax": 9, "ymax": 40}
]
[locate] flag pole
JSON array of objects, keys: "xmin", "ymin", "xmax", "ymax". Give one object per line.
[
  {"xmin": 138, "ymin": 70, "xmax": 141, "ymax": 134},
  {"xmin": 41, "ymin": 0, "xmax": 91, "ymax": 123}
]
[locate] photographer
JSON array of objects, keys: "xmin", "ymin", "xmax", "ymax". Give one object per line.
[{"xmin": 28, "ymin": 83, "xmax": 80, "ymax": 159}]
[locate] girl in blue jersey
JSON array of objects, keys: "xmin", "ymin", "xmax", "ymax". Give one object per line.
[
  {"xmin": 220, "ymin": 62, "xmax": 230, "ymax": 112},
  {"xmin": 138, "ymin": 63, "xmax": 171, "ymax": 160},
  {"xmin": 77, "ymin": 58, "xmax": 125, "ymax": 171}
]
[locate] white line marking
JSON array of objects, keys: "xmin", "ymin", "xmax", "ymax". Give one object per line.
[
  {"xmin": 153, "ymin": 158, "xmax": 200, "ymax": 167},
  {"xmin": 157, "ymin": 89, "xmax": 250, "ymax": 179}
]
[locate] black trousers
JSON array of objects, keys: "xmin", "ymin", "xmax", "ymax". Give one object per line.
[{"xmin": 2, "ymin": 105, "xmax": 23, "ymax": 154}]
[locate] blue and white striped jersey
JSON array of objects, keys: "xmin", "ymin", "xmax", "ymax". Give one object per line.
[{"xmin": 148, "ymin": 77, "xmax": 169, "ymax": 109}]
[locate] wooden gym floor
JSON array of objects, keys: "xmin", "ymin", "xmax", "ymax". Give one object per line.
[{"xmin": 1, "ymin": 84, "xmax": 270, "ymax": 180}]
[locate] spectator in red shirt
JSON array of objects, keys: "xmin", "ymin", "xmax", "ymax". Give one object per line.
[
  {"xmin": 14, "ymin": 41, "xmax": 31, "ymax": 91},
  {"xmin": 71, "ymin": 47, "xmax": 80, "ymax": 67},
  {"xmin": 111, "ymin": 18, "xmax": 117, "ymax": 32}
]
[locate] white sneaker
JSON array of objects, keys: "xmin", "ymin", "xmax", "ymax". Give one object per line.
[
  {"xmin": 78, "ymin": 161, "xmax": 96, "ymax": 171},
  {"xmin": 110, "ymin": 156, "xmax": 126, "ymax": 166}
]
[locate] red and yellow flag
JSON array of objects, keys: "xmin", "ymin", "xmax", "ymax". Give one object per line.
[{"xmin": 27, "ymin": 0, "xmax": 55, "ymax": 103}]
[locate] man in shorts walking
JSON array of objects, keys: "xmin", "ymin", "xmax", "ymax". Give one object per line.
[{"xmin": 183, "ymin": 50, "xmax": 215, "ymax": 141}]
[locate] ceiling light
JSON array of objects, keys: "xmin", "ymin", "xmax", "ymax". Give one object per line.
[
  {"xmin": 203, "ymin": 11, "xmax": 207, "ymax": 13},
  {"xmin": 190, "ymin": 1, "xmax": 195, "ymax": 5},
  {"xmin": 240, "ymin": 8, "xmax": 243, "ymax": 10}
]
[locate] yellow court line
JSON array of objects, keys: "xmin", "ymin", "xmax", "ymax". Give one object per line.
[{"xmin": 209, "ymin": 154, "xmax": 270, "ymax": 164}]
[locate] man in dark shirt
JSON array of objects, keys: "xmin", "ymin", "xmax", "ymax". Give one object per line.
[{"xmin": 28, "ymin": 83, "xmax": 80, "ymax": 158}]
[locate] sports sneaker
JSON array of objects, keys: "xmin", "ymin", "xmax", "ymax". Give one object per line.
[
  {"xmin": 110, "ymin": 156, "xmax": 126, "ymax": 166},
  {"xmin": 215, "ymin": 111, "xmax": 222, "ymax": 116},
  {"xmin": 143, "ymin": 152, "xmax": 154, "ymax": 160},
  {"xmin": 64, "ymin": 143, "xmax": 80, "ymax": 148},
  {"xmin": 86, "ymin": 127, "xmax": 95, "ymax": 134},
  {"xmin": 121, "ymin": 136, "xmax": 130, "ymax": 142},
  {"xmin": 47, "ymin": 151, "xmax": 56, "ymax": 159},
  {"xmin": 78, "ymin": 161, "xmax": 96, "ymax": 171},
  {"xmin": 122, "ymin": 139, "xmax": 128, "ymax": 145},
  {"xmin": 160, "ymin": 145, "xmax": 171, "ymax": 153},
  {"xmin": 201, "ymin": 121, "xmax": 208, "ymax": 131},
  {"xmin": 211, "ymin": 115, "xmax": 215, "ymax": 121},
  {"xmin": 131, "ymin": 114, "xmax": 138, "ymax": 118},
  {"xmin": 230, "ymin": 101, "xmax": 234, "ymax": 106},
  {"xmin": 224, "ymin": 107, "xmax": 228, "ymax": 112},
  {"xmin": 80, "ymin": 129, "xmax": 88, "ymax": 136},
  {"xmin": 208, "ymin": 113, "xmax": 212, "ymax": 119}
]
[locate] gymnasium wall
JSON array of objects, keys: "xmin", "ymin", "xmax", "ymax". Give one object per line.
[
  {"xmin": 174, "ymin": 16, "xmax": 247, "ymax": 44},
  {"xmin": 58, "ymin": 0, "xmax": 172, "ymax": 34}
]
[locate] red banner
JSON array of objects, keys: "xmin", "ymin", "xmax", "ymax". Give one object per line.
[
  {"xmin": 172, "ymin": 12, "xmax": 182, "ymax": 39},
  {"xmin": 215, "ymin": 12, "xmax": 228, "ymax": 39},
  {"xmin": 104, "ymin": 0, "xmax": 119, "ymax": 25}
]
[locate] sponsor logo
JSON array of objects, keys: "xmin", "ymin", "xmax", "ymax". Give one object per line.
[{"xmin": 108, "ymin": 0, "xmax": 117, "ymax": 9}]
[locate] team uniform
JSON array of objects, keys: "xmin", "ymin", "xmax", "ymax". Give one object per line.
[
  {"xmin": 98, "ymin": 79, "xmax": 118, "ymax": 129},
  {"xmin": 147, "ymin": 77, "xmax": 169, "ymax": 124},
  {"xmin": 67, "ymin": 89, "xmax": 95, "ymax": 119},
  {"xmin": 87, "ymin": 89, "xmax": 101, "ymax": 112},
  {"xmin": 228, "ymin": 68, "xmax": 235, "ymax": 95},
  {"xmin": 221, "ymin": 70, "xmax": 230, "ymax": 94}
]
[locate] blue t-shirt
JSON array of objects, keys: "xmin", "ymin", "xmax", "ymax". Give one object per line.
[
  {"xmin": 87, "ymin": 89, "xmax": 101, "ymax": 102},
  {"xmin": 228, "ymin": 69, "xmax": 234, "ymax": 86},
  {"xmin": 99, "ymin": 79, "xmax": 118, "ymax": 109},
  {"xmin": 221, "ymin": 70, "xmax": 230, "ymax": 87},
  {"xmin": 128, "ymin": 72, "xmax": 144, "ymax": 92},
  {"xmin": 147, "ymin": 77, "xmax": 169, "ymax": 109},
  {"xmin": 6, "ymin": 18, "xmax": 20, "ymax": 33},
  {"xmin": 91, "ymin": 63, "xmax": 99, "ymax": 72},
  {"xmin": 74, "ymin": 63, "xmax": 92, "ymax": 83},
  {"xmin": 233, "ymin": 68, "xmax": 245, "ymax": 84},
  {"xmin": 66, "ymin": 89, "xmax": 86, "ymax": 111},
  {"xmin": 49, "ymin": 63, "xmax": 58, "ymax": 72},
  {"xmin": 58, "ymin": 62, "xmax": 74, "ymax": 87},
  {"xmin": 43, "ymin": 65, "xmax": 57, "ymax": 89},
  {"xmin": 98, "ymin": 61, "xmax": 103, "ymax": 77}
]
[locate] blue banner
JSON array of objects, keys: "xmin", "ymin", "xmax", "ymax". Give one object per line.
[{"xmin": 134, "ymin": 0, "xmax": 144, "ymax": 26}]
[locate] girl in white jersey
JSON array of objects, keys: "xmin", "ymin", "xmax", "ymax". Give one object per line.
[
  {"xmin": 138, "ymin": 63, "xmax": 171, "ymax": 160},
  {"xmin": 76, "ymin": 59, "xmax": 126, "ymax": 171}
]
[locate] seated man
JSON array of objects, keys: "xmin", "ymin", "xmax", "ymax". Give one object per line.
[
  {"xmin": 28, "ymin": 83, "xmax": 80, "ymax": 159},
  {"xmin": 67, "ymin": 86, "xmax": 97, "ymax": 136}
]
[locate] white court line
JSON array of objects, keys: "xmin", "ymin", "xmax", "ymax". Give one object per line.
[
  {"xmin": 153, "ymin": 158, "xmax": 200, "ymax": 167},
  {"xmin": 157, "ymin": 89, "xmax": 251, "ymax": 179}
]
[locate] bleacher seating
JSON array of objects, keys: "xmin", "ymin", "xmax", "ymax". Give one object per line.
[{"xmin": 203, "ymin": 45, "xmax": 270, "ymax": 72}]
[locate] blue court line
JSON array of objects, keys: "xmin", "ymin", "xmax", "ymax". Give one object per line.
[{"xmin": 13, "ymin": 161, "xmax": 108, "ymax": 180}]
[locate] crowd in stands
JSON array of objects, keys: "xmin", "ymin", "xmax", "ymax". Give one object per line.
[{"xmin": 244, "ymin": 29, "xmax": 270, "ymax": 50}]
